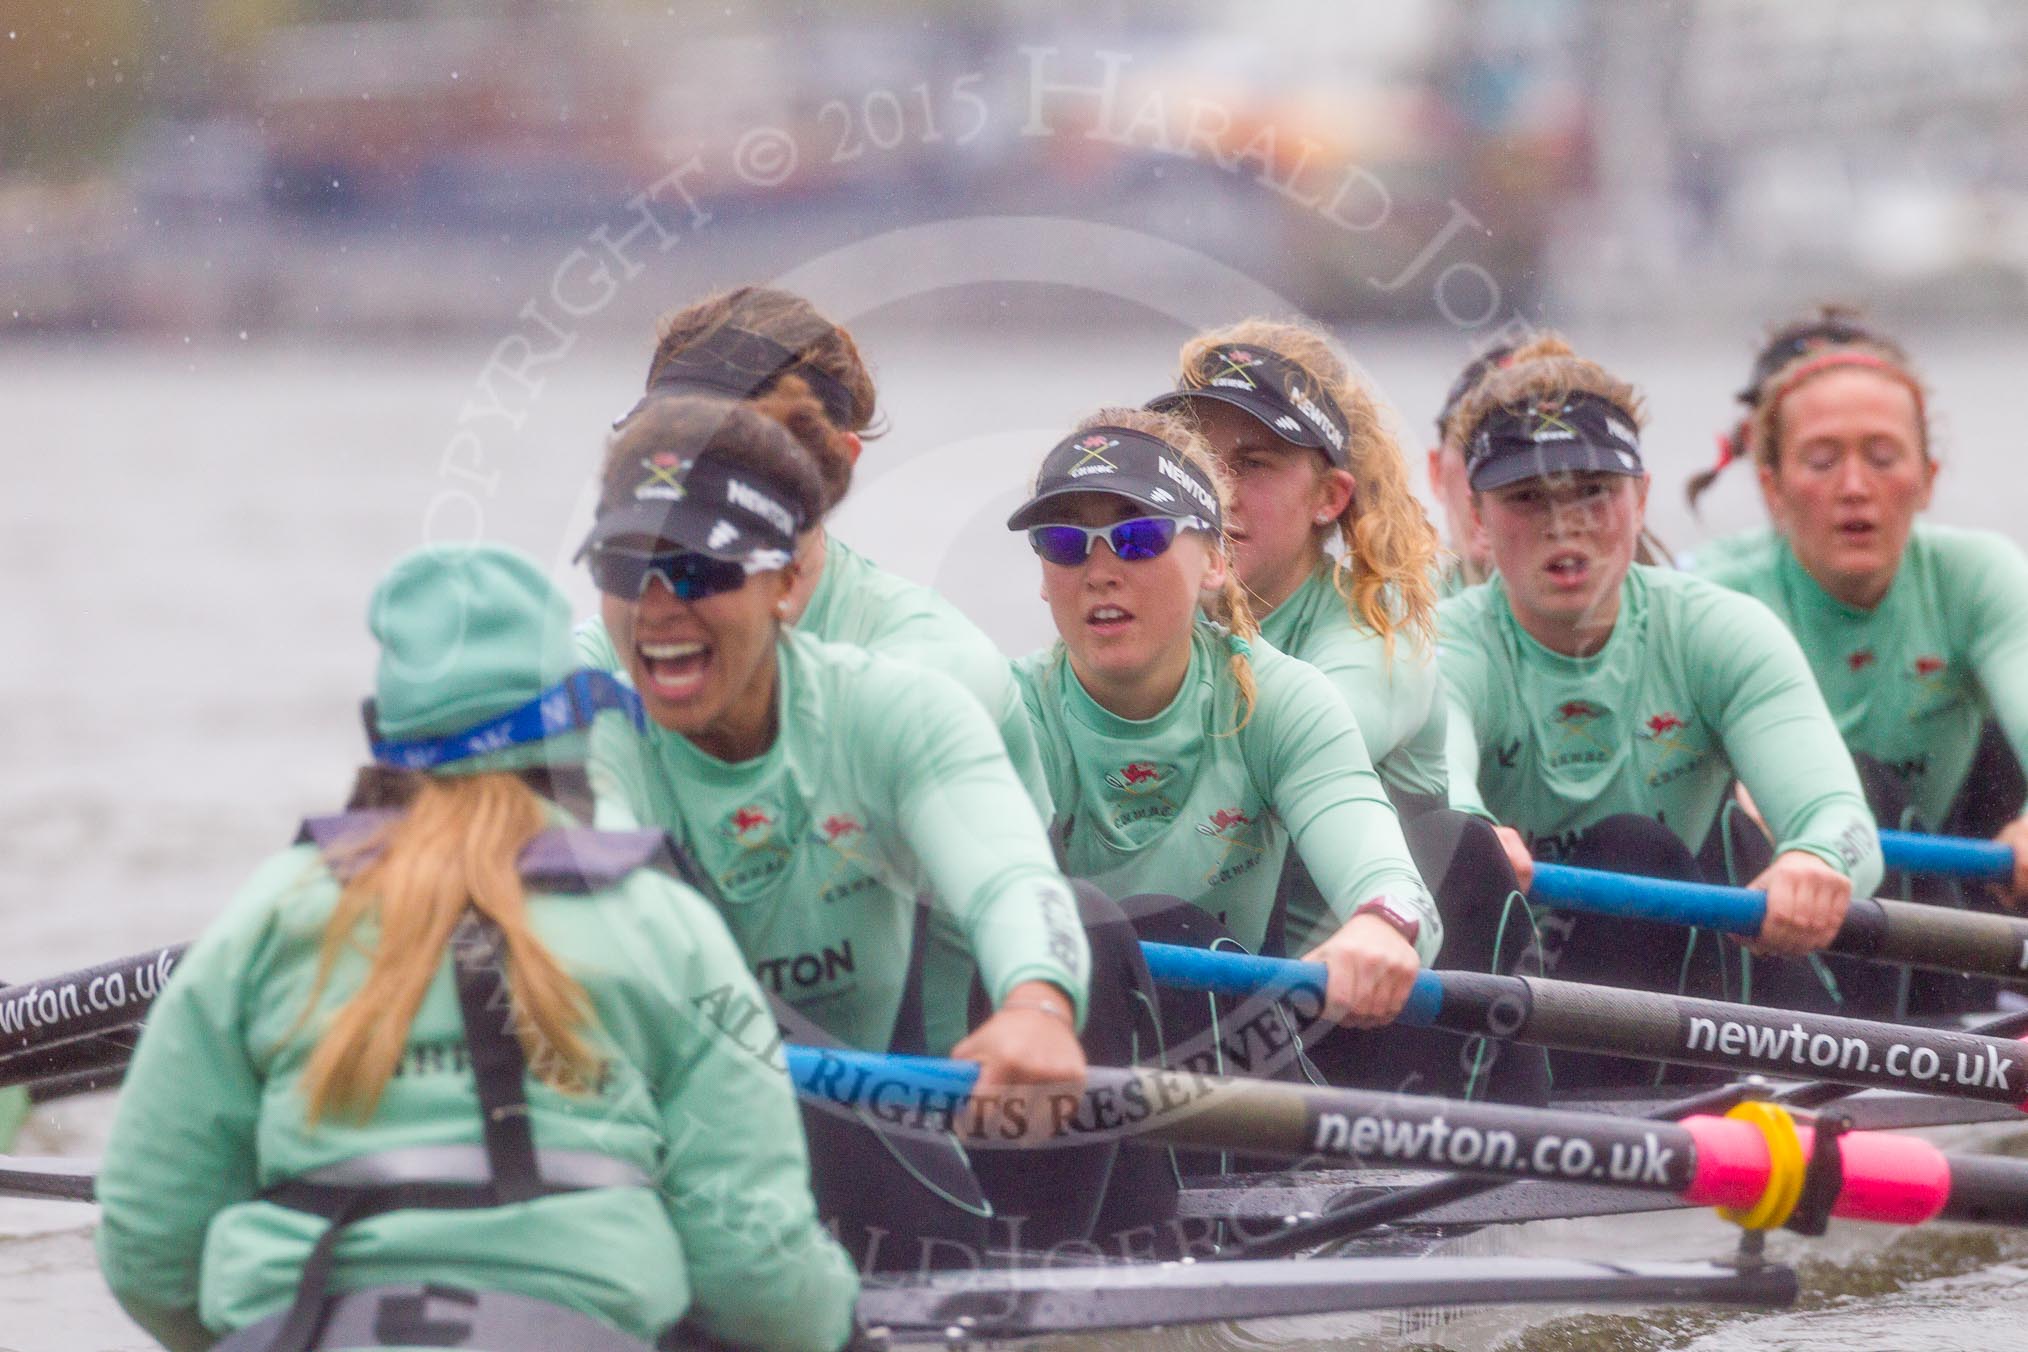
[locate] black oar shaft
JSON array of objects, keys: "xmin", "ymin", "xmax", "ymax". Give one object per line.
[
  {"xmin": 28, "ymin": 1065, "xmax": 126, "ymax": 1104},
  {"xmin": 0, "ymin": 1028, "xmax": 138, "ymax": 1093},
  {"xmin": 1839, "ymin": 897, "xmax": 2028, "ymax": 979},
  {"xmin": 834, "ymin": 1058, "xmax": 1707, "ymax": 1196},
  {"xmin": 1425, "ymin": 972, "xmax": 2028, "ymax": 1106},
  {"xmin": 1941, "ymin": 1155, "xmax": 2028, "ymax": 1227},
  {"xmin": 1531, "ymin": 863, "xmax": 2028, "ymax": 982},
  {"xmin": 0, "ymin": 945, "xmax": 185, "ymax": 1055}
]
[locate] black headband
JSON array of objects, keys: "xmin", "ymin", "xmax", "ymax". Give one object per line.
[
  {"xmin": 625, "ymin": 325, "xmax": 860, "ymax": 429},
  {"xmin": 1738, "ymin": 321, "xmax": 1876, "ymax": 405},
  {"xmin": 1465, "ymin": 390, "xmax": 1644, "ymax": 491}
]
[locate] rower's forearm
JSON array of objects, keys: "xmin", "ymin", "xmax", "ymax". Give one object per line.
[
  {"xmin": 1773, "ymin": 805, "xmax": 1883, "ymax": 897},
  {"xmin": 959, "ymin": 868, "xmax": 1092, "ymax": 1029}
]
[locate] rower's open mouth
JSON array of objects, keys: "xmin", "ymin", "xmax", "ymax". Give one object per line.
[
  {"xmin": 1544, "ymin": 552, "xmax": 1590, "ymax": 583},
  {"xmin": 1086, "ymin": 604, "xmax": 1134, "ymax": 636},
  {"xmin": 639, "ymin": 639, "xmax": 712, "ymax": 700}
]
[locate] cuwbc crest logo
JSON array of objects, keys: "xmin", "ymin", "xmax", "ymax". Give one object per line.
[
  {"xmin": 1640, "ymin": 710, "xmax": 1703, "ymax": 782},
  {"xmin": 1906, "ymin": 653, "xmax": 1955, "ymax": 719},
  {"xmin": 1196, "ymin": 806, "xmax": 1264, "ymax": 885},
  {"xmin": 1105, "ymin": 760, "xmax": 1172, "ymax": 793},
  {"xmin": 1549, "ymin": 698, "xmax": 1611, "ymax": 753},
  {"xmin": 1105, "ymin": 760, "xmax": 1179, "ymax": 828},
  {"xmin": 814, "ymin": 811, "xmax": 873, "ymax": 888},
  {"xmin": 715, "ymin": 802, "xmax": 790, "ymax": 892},
  {"xmin": 635, "ymin": 451, "xmax": 687, "ymax": 502},
  {"xmin": 1068, "ymin": 433, "xmax": 1120, "ymax": 477},
  {"xmin": 1197, "ymin": 807, "xmax": 1254, "ymax": 837},
  {"xmin": 1206, "ymin": 348, "xmax": 1264, "ymax": 391},
  {"xmin": 727, "ymin": 805, "xmax": 775, "ymax": 843}
]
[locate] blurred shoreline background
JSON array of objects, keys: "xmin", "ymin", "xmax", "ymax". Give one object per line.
[{"xmin": 7, "ymin": 0, "xmax": 2028, "ymax": 339}]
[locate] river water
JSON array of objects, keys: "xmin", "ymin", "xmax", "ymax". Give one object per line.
[{"xmin": 4, "ymin": 322, "xmax": 2028, "ymax": 1349}]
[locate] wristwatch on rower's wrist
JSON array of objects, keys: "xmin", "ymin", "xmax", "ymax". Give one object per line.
[{"xmin": 1351, "ymin": 895, "xmax": 1422, "ymax": 947}]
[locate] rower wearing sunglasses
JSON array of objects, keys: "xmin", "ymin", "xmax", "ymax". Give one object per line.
[
  {"xmin": 578, "ymin": 394, "xmax": 1180, "ymax": 1265},
  {"xmin": 1147, "ymin": 321, "xmax": 1545, "ymax": 1103},
  {"xmin": 587, "ymin": 286, "xmax": 1049, "ymax": 825},
  {"xmin": 95, "ymin": 544, "xmax": 856, "ymax": 1352},
  {"xmin": 584, "ymin": 287, "xmax": 1063, "ymax": 1065},
  {"xmin": 1008, "ymin": 408, "xmax": 1440, "ymax": 1059},
  {"xmin": 1436, "ymin": 334, "xmax": 1884, "ymax": 1086}
]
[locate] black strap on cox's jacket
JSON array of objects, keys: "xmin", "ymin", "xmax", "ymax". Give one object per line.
[
  {"xmin": 451, "ymin": 915, "xmax": 543, "ymax": 1204},
  {"xmin": 257, "ymin": 912, "xmax": 557, "ymax": 1352}
]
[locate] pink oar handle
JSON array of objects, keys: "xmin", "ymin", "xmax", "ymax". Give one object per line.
[{"xmin": 1680, "ymin": 1114, "xmax": 1951, "ymax": 1225}]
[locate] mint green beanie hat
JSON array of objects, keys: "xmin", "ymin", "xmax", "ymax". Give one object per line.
[{"xmin": 367, "ymin": 544, "xmax": 586, "ymax": 773}]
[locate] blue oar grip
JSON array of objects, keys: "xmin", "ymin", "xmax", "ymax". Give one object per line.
[
  {"xmin": 784, "ymin": 1045, "xmax": 977, "ymax": 1108},
  {"xmin": 1881, "ymin": 828, "xmax": 2014, "ymax": 883},
  {"xmin": 1140, "ymin": 942, "xmax": 1321, "ymax": 1000},
  {"xmin": 1138, "ymin": 941, "xmax": 1445, "ymax": 1027},
  {"xmin": 1529, "ymin": 862, "xmax": 1766, "ymax": 938}
]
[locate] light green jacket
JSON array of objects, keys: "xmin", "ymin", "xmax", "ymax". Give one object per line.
[{"xmin": 95, "ymin": 826, "xmax": 858, "ymax": 1352}]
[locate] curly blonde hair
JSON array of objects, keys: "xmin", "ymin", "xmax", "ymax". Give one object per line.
[{"xmin": 1176, "ymin": 319, "xmax": 1439, "ymax": 653}]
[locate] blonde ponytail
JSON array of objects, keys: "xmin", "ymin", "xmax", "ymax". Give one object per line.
[{"xmin": 297, "ymin": 773, "xmax": 602, "ymax": 1125}]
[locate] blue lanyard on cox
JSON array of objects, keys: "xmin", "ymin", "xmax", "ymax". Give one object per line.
[{"xmin": 368, "ymin": 669, "xmax": 645, "ymax": 770}]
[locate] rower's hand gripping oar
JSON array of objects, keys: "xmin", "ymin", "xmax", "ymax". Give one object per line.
[
  {"xmin": 1529, "ymin": 861, "xmax": 2028, "ymax": 982},
  {"xmin": 1140, "ymin": 942, "xmax": 2028, "ymax": 1110},
  {"xmin": 783, "ymin": 1046, "xmax": 2028, "ymax": 1235},
  {"xmin": 1879, "ymin": 828, "xmax": 2016, "ymax": 884}
]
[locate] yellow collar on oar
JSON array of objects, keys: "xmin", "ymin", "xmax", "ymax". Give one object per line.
[{"xmin": 1718, "ymin": 1099, "xmax": 1808, "ymax": 1231}]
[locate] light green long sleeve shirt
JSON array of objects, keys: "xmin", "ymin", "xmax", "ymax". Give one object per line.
[
  {"xmin": 1693, "ymin": 524, "xmax": 2028, "ymax": 828},
  {"xmin": 1015, "ymin": 625, "xmax": 1439, "ymax": 961},
  {"xmin": 1437, "ymin": 565, "xmax": 1882, "ymax": 892},
  {"xmin": 585, "ymin": 629, "xmax": 1090, "ymax": 1052}
]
